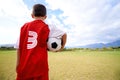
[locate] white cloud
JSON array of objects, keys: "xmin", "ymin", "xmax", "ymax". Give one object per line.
[
  {"xmin": 0, "ymin": 0, "xmax": 30, "ymax": 18},
  {"xmin": 0, "ymin": 0, "xmax": 31, "ymax": 44},
  {"xmin": 0, "ymin": 0, "xmax": 120, "ymax": 47},
  {"xmin": 45, "ymin": 0, "xmax": 120, "ymax": 47}
]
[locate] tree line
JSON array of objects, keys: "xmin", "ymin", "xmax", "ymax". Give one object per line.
[{"xmin": 0, "ymin": 46, "xmax": 120, "ymax": 50}]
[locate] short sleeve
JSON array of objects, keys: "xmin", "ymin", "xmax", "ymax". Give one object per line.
[
  {"xmin": 14, "ymin": 37, "xmax": 19, "ymax": 49},
  {"xmin": 48, "ymin": 24, "xmax": 65, "ymax": 39}
]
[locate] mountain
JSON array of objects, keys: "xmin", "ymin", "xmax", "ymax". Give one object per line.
[
  {"xmin": 82, "ymin": 43, "xmax": 105, "ymax": 48},
  {"xmin": 105, "ymin": 40, "xmax": 120, "ymax": 47},
  {"xmin": 80, "ymin": 40, "xmax": 120, "ymax": 48},
  {"xmin": 0, "ymin": 44, "xmax": 14, "ymax": 48}
]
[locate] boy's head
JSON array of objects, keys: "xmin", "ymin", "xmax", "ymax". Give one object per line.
[{"xmin": 32, "ymin": 4, "xmax": 47, "ymax": 19}]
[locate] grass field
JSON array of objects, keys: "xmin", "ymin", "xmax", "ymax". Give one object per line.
[{"xmin": 0, "ymin": 49, "xmax": 120, "ymax": 80}]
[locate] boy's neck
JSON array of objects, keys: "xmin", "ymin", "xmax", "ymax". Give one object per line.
[{"xmin": 34, "ymin": 17, "xmax": 45, "ymax": 21}]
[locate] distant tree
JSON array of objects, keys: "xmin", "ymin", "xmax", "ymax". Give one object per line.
[{"xmin": 0, "ymin": 46, "xmax": 15, "ymax": 50}]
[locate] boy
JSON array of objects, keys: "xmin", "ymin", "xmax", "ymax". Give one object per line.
[
  {"xmin": 15, "ymin": 4, "xmax": 67, "ymax": 80},
  {"xmin": 16, "ymin": 4, "xmax": 50, "ymax": 80}
]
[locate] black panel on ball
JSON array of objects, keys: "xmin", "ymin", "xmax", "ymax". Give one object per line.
[{"xmin": 51, "ymin": 42, "xmax": 58, "ymax": 49}]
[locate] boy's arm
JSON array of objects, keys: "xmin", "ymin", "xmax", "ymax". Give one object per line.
[{"xmin": 59, "ymin": 33, "xmax": 67, "ymax": 51}]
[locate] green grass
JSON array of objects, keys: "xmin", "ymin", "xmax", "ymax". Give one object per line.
[
  {"xmin": 0, "ymin": 50, "xmax": 120, "ymax": 80},
  {"xmin": 0, "ymin": 50, "xmax": 16, "ymax": 80}
]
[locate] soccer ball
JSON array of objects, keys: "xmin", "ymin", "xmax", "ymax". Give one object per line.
[{"xmin": 47, "ymin": 38, "xmax": 62, "ymax": 52}]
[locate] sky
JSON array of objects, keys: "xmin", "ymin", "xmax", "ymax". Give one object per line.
[{"xmin": 0, "ymin": 0, "xmax": 120, "ymax": 47}]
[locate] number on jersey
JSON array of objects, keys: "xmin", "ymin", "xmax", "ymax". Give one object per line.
[{"xmin": 27, "ymin": 31, "xmax": 38, "ymax": 49}]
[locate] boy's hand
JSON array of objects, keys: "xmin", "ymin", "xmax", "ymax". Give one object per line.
[
  {"xmin": 56, "ymin": 33, "xmax": 67, "ymax": 52},
  {"xmin": 57, "ymin": 46, "xmax": 64, "ymax": 52}
]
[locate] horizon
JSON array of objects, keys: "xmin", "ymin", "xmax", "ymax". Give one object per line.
[{"xmin": 0, "ymin": 39, "xmax": 120, "ymax": 48}]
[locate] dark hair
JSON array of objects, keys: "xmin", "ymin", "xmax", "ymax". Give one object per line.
[{"xmin": 32, "ymin": 4, "xmax": 46, "ymax": 17}]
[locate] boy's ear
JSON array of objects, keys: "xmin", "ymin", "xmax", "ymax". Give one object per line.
[
  {"xmin": 31, "ymin": 14, "xmax": 34, "ymax": 18},
  {"xmin": 44, "ymin": 16, "xmax": 47, "ymax": 19}
]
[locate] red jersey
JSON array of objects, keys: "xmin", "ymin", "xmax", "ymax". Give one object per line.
[{"xmin": 17, "ymin": 20, "xmax": 50, "ymax": 79}]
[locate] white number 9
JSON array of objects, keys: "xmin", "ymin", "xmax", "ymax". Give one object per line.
[{"xmin": 27, "ymin": 31, "xmax": 38, "ymax": 49}]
